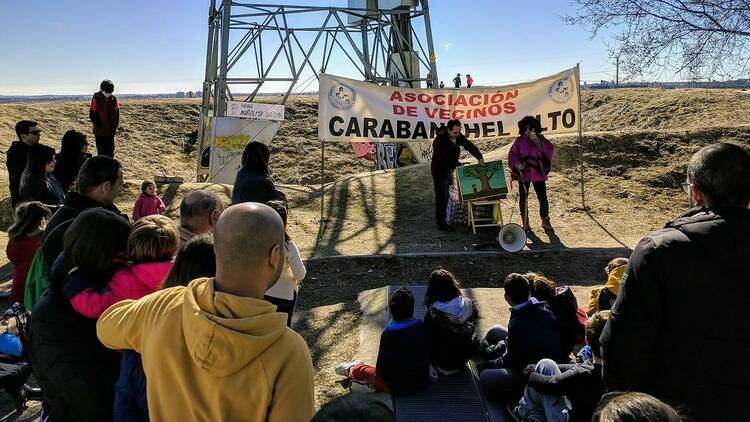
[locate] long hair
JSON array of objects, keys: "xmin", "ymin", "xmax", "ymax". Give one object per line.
[
  {"xmin": 241, "ymin": 142, "xmax": 271, "ymax": 175},
  {"xmin": 424, "ymin": 268, "xmax": 462, "ymax": 306},
  {"xmin": 525, "ymin": 272, "xmax": 557, "ymax": 303},
  {"xmin": 8, "ymin": 201, "xmax": 51, "ymax": 241},
  {"xmin": 161, "ymin": 234, "xmax": 216, "ymax": 288},
  {"xmin": 63, "ymin": 208, "xmax": 131, "ymax": 286},
  {"xmin": 59, "ymin": 130, "xmax": 88, "ymax": 157},
  {"xmin": 21, "ymin": 144, "xmax": 55, "ymax": 188}
]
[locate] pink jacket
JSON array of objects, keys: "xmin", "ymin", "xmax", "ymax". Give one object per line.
[
  {"xmin": 70, "ymin": 260, "xmax": 173, "ymax": 318},
  {"xmin": 133, "ymin": 193, "xmax": 166, "ymax": 221},
  {"xmin": 507, "ymin": 135, "xmax": 555, "ymax": 183}
]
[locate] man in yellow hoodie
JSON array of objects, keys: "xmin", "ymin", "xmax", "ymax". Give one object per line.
[{"xmin": 97, "ymin": 202, "xmax": 314, "ymax": 422}]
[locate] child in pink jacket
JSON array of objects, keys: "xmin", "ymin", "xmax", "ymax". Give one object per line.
[
  {"xmin": 132, "ymin": 180, "xmax": 166, "ymax": 221},
  {"xmin": 70, "ymin": 214, "xmax": 179, "ymax": 318}
]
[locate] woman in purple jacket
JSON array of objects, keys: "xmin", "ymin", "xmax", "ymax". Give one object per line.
[{"xmin": 508, "ymin": 116, "xmax": 555, "ymax": 231}]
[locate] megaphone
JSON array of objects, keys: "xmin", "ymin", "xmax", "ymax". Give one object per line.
[{"xmin": 497, "ymin": 223, "xmax": 527, "ymax": 253}]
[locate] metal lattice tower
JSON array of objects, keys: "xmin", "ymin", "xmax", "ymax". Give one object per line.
[{"xmin": 197, "ymin": 0, "xmax": 439, "ymax": 179}]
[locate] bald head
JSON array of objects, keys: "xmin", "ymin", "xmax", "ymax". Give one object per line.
[
  {"xmin": 213, "ymin": 203, "xmax": 286, "ymax": 298},
  {"xmin": 180, "ymin": 190, "xmax": 224, "ymax": 236}
]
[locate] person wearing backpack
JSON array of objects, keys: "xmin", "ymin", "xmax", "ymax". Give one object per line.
[{"xmin": 25, "ymin": 156, "xmax": 126, "ymax": 309}]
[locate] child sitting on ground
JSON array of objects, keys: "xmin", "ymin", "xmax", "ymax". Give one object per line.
[
  {"xmin": 68, "ymin": 215, "xmax": 179, "ymax": 318},
  {"xmin": 592, "ymin": 391, "xmax": 682, "ymax": 422},
  {"xmin": 334, "ymin": 288, "xmax": 431, "ymax": 395},
  {"xmin": 587, "ymin": 257, "xmax": 628, "ymax": 317},
  {"xmin": 263, "ymin": 200, "xmax": 306, "ymax": 327},
  {"xmin": 479, "ymin": 273, "xmax": 563, "ymax": 400},
  {"xmin": 114, "ymin": 234, "xmax": 217, "ymax": 422},
  {"xmin": 132, "ymin": 180, "xmax": 166, "ymax": 221},
  {"xmin": 512, "ymin": 310, "xmax": 611, "ymax": 422},
  {"xmin": 424, "ymin": 269, "xmax": 479, "ymax": 373}
]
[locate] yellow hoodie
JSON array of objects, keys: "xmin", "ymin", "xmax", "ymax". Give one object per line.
[
  {"xmin": 586, "ymin": 265, "xmax": 626, "ymax": 317},
  {"xmin": 97, "ymin": 277, "xmax": 314, "ymax": 422}
]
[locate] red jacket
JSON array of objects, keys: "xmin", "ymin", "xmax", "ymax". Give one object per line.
[
  {"xmin": 89, "ymin": 91, "xmax": 120, "ymax": 136},
  {"xmin": 6, "ymin": 234, "xmax": 42, "ymax": 305},
  {"xmin": 132, "ymin": 193, "xmax": 166, "ymax": 221}
]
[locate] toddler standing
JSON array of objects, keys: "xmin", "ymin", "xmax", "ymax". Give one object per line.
[{"xmin": 132, "ymin": 180, "xmax": 166, "ymax": 221}]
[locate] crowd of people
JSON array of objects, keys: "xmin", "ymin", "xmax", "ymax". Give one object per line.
[
  {"xmin": 334, "ymin": 142, "xmax": 750, "ymax": 422},
  {"xmin": 2, "ymin": 94, "xmax": 749, "ymax": 422}
]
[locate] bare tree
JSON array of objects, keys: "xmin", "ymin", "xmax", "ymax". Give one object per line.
[{"xmin": 565, "ymin": 1, "xmax": 750, "ymax": 81}]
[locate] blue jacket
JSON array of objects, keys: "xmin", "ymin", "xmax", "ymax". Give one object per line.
[
  {"xmin": 114, "ymin": 351, "xmax": 149, "ymax": 422},
  {"xmin": 499, "ymin": 300, "xmax": 563, "ymax": 370}
]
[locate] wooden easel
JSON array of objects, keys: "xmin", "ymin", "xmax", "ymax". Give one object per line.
[{"xmin": 466, "ymin": 196, "xmax": 505, "ymax": 234}]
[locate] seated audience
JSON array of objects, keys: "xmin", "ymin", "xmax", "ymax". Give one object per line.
[
  {"xmin": 335, "ymin": 288, "xmax": 431, "ymax": 395},
  {"xmin": 6, "ymin": 201, "xmax": 50, "ymax": 305},
  {"xmin": 132, "ymin": 180, "xmax": 166, "ymax": 221},
  {"xmin": 7, "ymin": 120, "xmax": 42, "ymax": 207},
  {"xmin": 178, "ymin": 189, "xmax": 223, "ymax": 242},
  {"xmin": 586, "ymin": 258, "xmax": 627, "ymax": 317},
  {"xmin": 65, "ymin": 214, "xmax": 178, "ymax": 318},
  {"xmin": 53, "ymin": 129, "xmax": 92, "ymax": 193},
  {"xmin": 479, "ymin": 273, "xmax": 562, "ymax": 399},
  {"xmin": 513, "ymin": 310, "xmax": 611, "ymax": 422},
  {"xmin": 263, "ymin": 200, "xmax": 306, "ymax": 327},
  {"xmin": 423, "ymin": 269, "xmax": 479, "ymax": 373},
  {"xmin": 114, "ymin": 234, "xmax": 217, "ymax": 422},
  {"xmin": 601, "ymin": 143, "xmax": 750, "ymax": 422},
  {"xmin": 527, "ymin": 272, "xmax": 587, "ymax": 358},
  {"xmin": 312, "ymin": 393, "xmax": 395, "ymax": 422},
  {"xmin": 231, "ymin": 142, "xmax": 286, "ymax": 205},
  {"xmin": 29, "ymin": 208, "xmax": 130, "ymax": 421},
  {"xmin": 20, "ymin": 144, "xmax": 65, "ymax": 210},
  {"xmin": 97, "ymin": 203, "xmax": 314, "ymax": 421},
  {"xmin": 592, "ymin": 392, "xmax": 682, "ymax": 422}
]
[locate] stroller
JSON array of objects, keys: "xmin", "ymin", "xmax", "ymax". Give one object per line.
[{"xmin": 0, "ymin": 303, "xmax": 41, "ymax": 412}]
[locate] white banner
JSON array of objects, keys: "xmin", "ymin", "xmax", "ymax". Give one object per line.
[
  {"xmin": 226, "ymin": 101, "xmax": 285, "ymax": 121},
  {"xmin": 318, "ymin": 67, "xmax": 580, "ymax": 143},
  {"xmin": 208, "ymin": 117, "xmax": 281, "ymax": 184}
]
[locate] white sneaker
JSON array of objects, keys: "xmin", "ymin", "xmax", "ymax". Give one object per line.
[
  {"xmin": 349, "ymin": 380, "xmax": 378, "ymax": 393},
  {"xmin": 334, "ymin": 360, "xmax": 364, "ymax": 376}
]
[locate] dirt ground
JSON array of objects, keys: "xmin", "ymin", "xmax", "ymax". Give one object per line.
[{"xmin": 0, "ymin": 89, "xmax": 748, "ymax": 417}]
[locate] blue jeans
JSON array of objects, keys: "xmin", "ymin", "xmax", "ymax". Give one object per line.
[
  {"xmin": 516, "ymin": 359, "xmax": 570, "ymax": 422},
  {"xmin": 479, "ymin": 325, "xmax": 522, "ymax": 399}
]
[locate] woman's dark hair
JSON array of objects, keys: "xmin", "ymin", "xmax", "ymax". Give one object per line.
[
  {"xmin": 60, "ymin": 130, "xmax": 88, "ymax": 156},
  {"xmin": 265, "ymin": 199, "xmax": 290, "ymax": 241},
  {"xmin": 503, "ymin": 273, "xmax": 531, "ymax": 305},
  {"xmin": 592, "ymin": 392, "xmax": 682, "ymax": 422},
  {"xmin": 63, "ymin": 208, "xmax": 131, "ymax": 287},
  {"xmin": 312, "ymin": 393, "xmax": 395, "ymax": 422},
  {"xmin": 525, "ymin": 272, "xmax": 557, "ymax": 303},
  {"xmin": 425, "ymin": 268, "xmax": 462, "ymax": 306},
  {"xmin": 518, "ymin": 115, "xmax": 542, "ymax": 136},
  {"xmin": 8, "ymin": 201, "xmax": 51, "ymax": 241},
  {"xmin": 241, "ymin": 142, "xmax": 271, "ymax": 175},
  {"xmin": 23, "ymin": 144, "xmax": 55, "ymax": 178},
  {"xmin": 162, "ymin": 234, "xmax": 217, "ymax": 289}
]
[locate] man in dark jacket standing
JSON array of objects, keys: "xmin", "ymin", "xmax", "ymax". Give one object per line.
[
  {"xmin": 41, "ymin": 156, "xmax": 126, "ymax": 274},
  {"xmin": 431, "ymin": 119, "xmax": 483, "ymax": 230},
  {"xmin": 601, "ymin": 143, "xmax": 750, "ymax": 422},
  {"xmin": 6, "ymin": 120, "xmax": 42, "ymax": 207},
  {"xmin": 89, "ymin": 79, "xmax": 120, "ymax": 157}
]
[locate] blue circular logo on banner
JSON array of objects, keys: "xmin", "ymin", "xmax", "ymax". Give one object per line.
[
  {"xmin": 328, "ymin": 82, "xmax": 357, "ymax": 110},
  {"xmin": 548, "ymin": 77, "xmax": 573, "ymax": 104}
]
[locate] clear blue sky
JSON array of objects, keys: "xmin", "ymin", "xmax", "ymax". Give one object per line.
[{"xmin": 0, "ymin": 0, "xmax": 623, "ymax": 95}]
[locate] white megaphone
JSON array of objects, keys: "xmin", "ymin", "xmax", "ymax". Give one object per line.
[{"xmin": 497, "ymin": 223, "xmax": 527, "ymax": 253}]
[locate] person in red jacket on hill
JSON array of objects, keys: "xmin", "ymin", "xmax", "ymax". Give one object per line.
[
  {"xmin": 6, "ymin": 201, "xmax": 51, "ymax": 306},
  {"xmin": 89, "ymin": 79, "xmax": 120, "ymax": 157},
  {"xmin": 132, "ymin": 180, "xmax": 166, "ymax": 221}
]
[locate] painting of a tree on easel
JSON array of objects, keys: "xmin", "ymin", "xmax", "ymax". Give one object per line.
[{"xmin": 456, "ymin": 160, "xmax": 509, "ymax": 201}]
